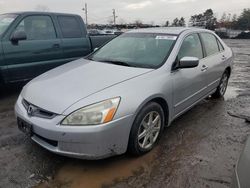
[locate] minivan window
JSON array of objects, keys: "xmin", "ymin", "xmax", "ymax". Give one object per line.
[
  {"xmin": 200, "ymin": 33, "xmax": 220, "ymax": 56},
  {"xmin": 58, "ymin": 16, "xmax": 82, "ymax": 38},
  {"xmin": 15, "ymin": 16, "xmax": 56, "ymax": 40},
  {"xmin": 178, "ymin": 33, "xmax": 203, "ymax": 60},
  {"xmin": 0, "ymin": 14, "xmax": 17, "ymax": 36},
  {"xmin": 89, "ymin": 33, "xmax": 177, "ymax": 69}
]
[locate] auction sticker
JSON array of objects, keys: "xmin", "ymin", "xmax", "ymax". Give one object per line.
[{"xmin": 156, "ymin": 36, "xmax": 177, "ymax": 40}]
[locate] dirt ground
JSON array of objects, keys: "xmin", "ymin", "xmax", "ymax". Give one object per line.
[{"xmin": 0, "ymin": 39, "xmax": 250, "ymax": 188}]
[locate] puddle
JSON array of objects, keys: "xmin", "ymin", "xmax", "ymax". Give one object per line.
[
  {"xmin": 224, "ymin": 86, "xmax": 241, "ymax": 101},
  {"xmin": 37, "ymin": 147, "xmax": 160, "ymax": 188}
]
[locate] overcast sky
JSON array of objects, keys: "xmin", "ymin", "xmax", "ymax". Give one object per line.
[{"xmin": 0, "ymin": 0, "xmax": 249, "ymax": 25}]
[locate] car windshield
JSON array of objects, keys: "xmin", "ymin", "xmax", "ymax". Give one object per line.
[
  {"xmin": 89, "ymin": 33, "xmax": 177, "ymax": 69},
  {"xmin": 0, "ymin": 14, "xmax": 17, "ymax": 36}
]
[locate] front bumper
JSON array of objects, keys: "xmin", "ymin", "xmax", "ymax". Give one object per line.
[{"xmin": 15, "ymin": 96, "xmax": 134, "ymax": 159}]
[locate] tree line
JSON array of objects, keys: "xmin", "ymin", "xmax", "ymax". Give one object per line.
[
  {"xmin": 164, "ymin": 9, "xmax": 216, "ymax": 29},
  {"xmin": 165, "ymin": 17, "xmax": 185, "ymax": 27},
  {"xmin": 218, "ymin": 9, "xmax": 250, "ymax": 30},
  {"xmin": 164, "ymin": 8, "xmax": 250, "ymax": 30}
]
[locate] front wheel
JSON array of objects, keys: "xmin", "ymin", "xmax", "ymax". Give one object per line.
[
  {"xmin": 212, "ymin": 70, "xmax": 229, "ymax": 98},
  {"xmin": 128, "ymin": 102, "xmax": 164, "ymax": 156}
]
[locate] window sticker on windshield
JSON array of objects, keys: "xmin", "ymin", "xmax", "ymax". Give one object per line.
[{"xmin": 156, "ymin": 36, "xmax": 177, "ymax": 40}]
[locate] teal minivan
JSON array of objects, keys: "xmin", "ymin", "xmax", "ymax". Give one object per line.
[{"xmin": 0, "ymin": 12, "xmax": 114, "ymax": 84}]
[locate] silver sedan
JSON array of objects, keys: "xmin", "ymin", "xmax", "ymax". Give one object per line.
[{"xmin": 15, "ymin": 27, "xmax": 233, "ymax": 159}]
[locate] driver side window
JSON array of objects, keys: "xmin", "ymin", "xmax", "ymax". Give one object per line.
[
  {"xmin": 14, "ymin": 15, "xmax": 57, "ymax": 40},
  {"xmin": 178, "ymin": 33, "xmax": 203, "ymax": 60}
]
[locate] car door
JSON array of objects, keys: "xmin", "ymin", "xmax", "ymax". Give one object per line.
[
  {"xmin": 199, "ymin": 32, "xmax": 226, "ymax": 92},
  {"xmin": 172, "ymin": 33, "xmax": 207, "ymax": 117},
  {"xmin": 57, "ymin": 15, "xmax": 91, "ymax": 61},
  {"xmin": 2, "ymin": 15, "xmax": 63, "ymax": 82}
]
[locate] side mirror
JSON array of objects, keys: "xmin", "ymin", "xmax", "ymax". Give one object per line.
[
  {"xmin": 11, "ymin": 31, "xmax": 27, "ymax": 44},
  {"xmin": 178, "ymin": 57, "xmax": 199, "ymax": 69},
  {"xmin": 94, "ymin": 47, "xmax": 98, "ymax": 52}
]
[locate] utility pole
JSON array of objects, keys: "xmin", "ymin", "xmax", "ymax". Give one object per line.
[
  {"xmin": 82, "ymin": 3, "xmax": 88, "ymax": 27},
  {"xmin": 112, "ymin": 9, "xmax": 118, "ymax": 25}
]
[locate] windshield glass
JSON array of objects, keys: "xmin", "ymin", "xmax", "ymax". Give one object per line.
[
  {"xmin": 89, "ymin": 33, "xmax": 177, "ymax": 69},
  {"xmin": 0, "ymin": 14, "xmax": 17, "ymax": 36}
]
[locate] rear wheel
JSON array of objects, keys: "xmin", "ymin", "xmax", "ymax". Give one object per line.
[
  {"xmin": 128, "ymin": 102, "xmax": 164, "ymax": 156},
  {"xmin": 212, "ymin": 70, "xmax": 229, "ymax": 98}
]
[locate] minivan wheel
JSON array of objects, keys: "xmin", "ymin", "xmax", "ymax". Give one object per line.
[
  {"xmin": 128, "ymin": 102, "xmax": 164, "ymax": 156},
  {"xmin": 212, "ymin": 71, "xmax": 229, "ymax": 98}
]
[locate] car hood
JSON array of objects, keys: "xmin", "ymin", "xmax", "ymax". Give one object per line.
[{"xmin": 21, "ymin": 59, "xmax": 152, "ymax": 114}]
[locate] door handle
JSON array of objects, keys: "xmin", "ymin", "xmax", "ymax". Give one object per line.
[
  {"xmin": 201, "ymin": 65, "xmax": 208, "ymax": 72},
  {"xmin": 52, "ymin": 44, "xmax": 60, "ymax": 49}
]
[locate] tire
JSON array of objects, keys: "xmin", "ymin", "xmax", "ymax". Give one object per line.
[
  {"xmin": 212, "ymin": 70, "xmax": 230, "ymax": 98},
  {"xmin": 128, "ymin": 102, "xmax": 165, "ymax": 156}
]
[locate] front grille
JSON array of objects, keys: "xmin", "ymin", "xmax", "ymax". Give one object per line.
[{"xmin": 22, "ymin": 99, "xmax": 57, "ymax": 119}]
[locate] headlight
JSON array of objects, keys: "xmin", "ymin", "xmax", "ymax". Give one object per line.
[{"xmin": 61, "ymin": 97, "xmax": 120, "ymax": 126}]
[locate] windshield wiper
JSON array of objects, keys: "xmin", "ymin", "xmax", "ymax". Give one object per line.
[{"xmin": 100, "ymin": 60, "xmax": 132, "ymax": 67}]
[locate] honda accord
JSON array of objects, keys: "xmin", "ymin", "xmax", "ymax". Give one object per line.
[{"xmin": 15, "ymin": 27, "xmax": 233, "ymax": 159}]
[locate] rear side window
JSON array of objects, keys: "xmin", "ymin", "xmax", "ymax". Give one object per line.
[
  {"xmin": 200, "ymin": 33, "xmax": 220, "ymax": 56},
  {"xmin": 15, "ymin": 15, "xmax": 56, "ymax": 40},
  {"xmin": 58, "ymin": 16, "xmax": 82, "ymax": 38},
  {"xmin": 178, "ymin": 33, "xmax": 203, "ymax": 60}
]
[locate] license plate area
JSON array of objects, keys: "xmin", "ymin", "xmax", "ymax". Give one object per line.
[{"xmin": 17, "ymin": 118, "xmax": 33, "ymax": 136}]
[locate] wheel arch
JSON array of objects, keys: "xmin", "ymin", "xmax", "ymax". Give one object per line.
[
  {"xmin": 133, "ymin": 95, "xmax": 170, "ymax": 127},
  {"xmin": 127, "ymin": 95, "xmax": 170, "ymax": 153}
]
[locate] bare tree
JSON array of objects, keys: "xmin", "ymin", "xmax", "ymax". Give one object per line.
[
  {"xmin": 171, "ymin": 18, "xmax": 179, "ymax": 26},
  {"xmin": 178, "ymin": 17, "xmax": 186, "ymax": 27},
  {"xmin": 189, "ymin": 9, "xmax": 216, "ymax": 30},
  {"xmin": 165, "ymin": 21, "xmax": 170, "ymax": 27},
  {"xmin": 134, "ymin": 20, "xmax": 143, "ymax": 27},
  {"xmin": 35, "ymin": 5, "xmax": 50, "ymax": 12},
  {"xmin": 226, "ymin": 13, "xmax": 232, "ymax": 22},
  {"xmin": 232, "ymin": 14, "xmax": 238, "ymax": 22},
  {"xmin": 220, "ymin": 13, "xmax": 227, "ymax": 23},
  {"xmin": 231, "ymin": 14, "xmax": 238, "ymax": 29}
]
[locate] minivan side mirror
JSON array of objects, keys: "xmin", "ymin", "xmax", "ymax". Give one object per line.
[
  {"xmin": 178, "ymin": 57, "xmax": 199, "ymax": 69},
  {"xmin": 11, "ymin": 31, "xmax": 27, "ymax": 43}
]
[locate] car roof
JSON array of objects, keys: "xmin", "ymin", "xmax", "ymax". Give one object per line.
[
  {"xmin": 3, "ymin": 11, "xmax": 79, "ymax": 17},
  {"xmin": 127, "ymin": 27, "xmax": 210, "ymax": 35}
]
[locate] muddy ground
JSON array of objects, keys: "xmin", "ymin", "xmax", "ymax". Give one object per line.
[{"xmin": 0, "ymin": 39, "xmax": 250, "ymax": 188}]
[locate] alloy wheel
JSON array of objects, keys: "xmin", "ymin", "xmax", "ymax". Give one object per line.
[
  {"xmin": 219, "ymin": 73, "xmax": 229, "ymax": 95},
  {"xmin": 137, "ymin": 111, "xmax": 162, "ymax": 149}
]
